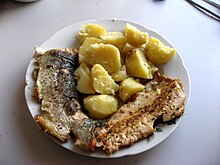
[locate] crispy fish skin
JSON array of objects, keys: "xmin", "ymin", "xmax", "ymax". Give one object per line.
[
  {"xmin": 71, "ymin": 114, "xmax": 105, "ymax": 151},
  {"xmin": 34, "ymin": 48, "xmax": 80, "ymax": 142},
  {"xmin": 34, "ymin": 47, "xmax": 103, "ymax": 147},
  {"xmin": 34, "ymin": 48, "xmax": 79, "ymax": 100},
  {"xmin": 94, "ymin": 72, "xmax": 186, "ymax": 154}
]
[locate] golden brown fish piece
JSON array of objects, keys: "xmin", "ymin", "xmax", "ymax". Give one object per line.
[{"xmin": 92, "ymin": 72, "xmax": 186, "ymax": 154}]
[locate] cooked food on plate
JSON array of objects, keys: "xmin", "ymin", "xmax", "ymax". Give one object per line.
[
  {"xmin": 32, "ymin": 22, "xmax": 186, "ymax": 155},
  {"xmin": 34, "ymin": 48, "xmax": 80, "ymax": 142}
]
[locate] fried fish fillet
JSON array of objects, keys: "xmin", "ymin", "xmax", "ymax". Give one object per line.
[
  {"xmin": 70, "ymin": 72, "xmax": 186, "ymax": 154},
  {"xmin": 34, "ymin": 47, "xmax": 81, "ymax": 142},
  {"xmin": 91, "ymin": 72, "xmax": 186, "ymax": 154}
]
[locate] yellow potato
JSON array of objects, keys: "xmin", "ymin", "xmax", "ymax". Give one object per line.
[
  {"xmin": 74, "ymin": 63, "xmax": 95, "ymax": 94},
  {"xmin": 84, "ymin": 95, "xmax": 118, "ymax": 119},
  {"xmin": 121, "ymin": 42, "xmax": 135, "ymax": 56},
  {"xmin": 125, "ymin": 48, "xmax": 158, "ymax": 79},
  {"xmin": 78, "ymin": 37, "xmax": 103, "ymax": 64},
  {"xmin": 119, "ymin": 78, "xmax": 145, "ymax": 102},
  {"xmin": 100, "ymin": 32, "xmax": 125, "ymax": 49},
  {"xmin": 110, "ymin": 65, "xmax": 128, "ymax": 82},
  {"xmin": 146, "ymin": 37, "xmax": 176, "ymax": 64},
  {"xmin": 84, "ymin": 43, "xmax": 121, "ymax": 73},
  {"xmin": 78, "ymin": 23, "xmax": 107, "ymax": 43},
  {"xmin": 91, "ymin": 64, "xmax": 119, "ymax": 95},
  {"xmin": 111, "ymin": 71, "xmax": 128, "ymax": 82},
  {"xmin": 125, "ymin": 23, "xmax": 149, "ymax": 47}
]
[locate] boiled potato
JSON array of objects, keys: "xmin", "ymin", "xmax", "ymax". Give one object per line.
[
  {"xmin": 121, "ymin": 42, "xmax": 135, "ymax": 56},
  {"xmin": 122, "ymin": 42, "xmax": 146, "ymax": 56},
  {"xmin": 78, "ymin": 37, "xmax": 103, "ymax": 64},
  {"xmin": 111, "ymin": 65, "xmax": 128, "ymax": 82},
  {"xmin": 84, "ymin": 43, "xmax": 121, "ymax": 73},
  {"xmin": 100, "ymin": 32, "xmax": 125, "ymax": 49},
  {"xmin": 74, "ymin": 63, "xmax": 95, "ymax": 94},
  {"xmin": 125, "ymin": 23, "xmax": 149, "ymax": 47},
  {"xmin": 146, "ymin": 37, "xmax": 176, "ymax": 64},
  {"xmin": 125, "ymin": 49, "xmax": 157, "ymax": 79},
  {"xmin": 78, "ymin": 23, "xmax": 107, "ymax": 43},
  {"xmin": 84, "ymin": 95, "xmax": 118, "ymax": 119},
  {"xmin": 91, "ymin": 64, "xmax": 119, "ymax": 95},
  {"xmin": 111, "ymin": 71, "xmax": 128, "ymax": 82},
  {"xmin": 119, "ymin": 78, "xmax": 145, "ymax": 102}
]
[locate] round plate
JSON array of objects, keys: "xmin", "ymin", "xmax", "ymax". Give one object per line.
[{"xmin": 25, "ymin": 18, "xmax": 191, "ymax": 158}]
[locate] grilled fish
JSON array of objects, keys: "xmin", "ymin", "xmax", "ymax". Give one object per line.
[
  {"xmin": 95, "ymin": 72, "xmax": 186, "ymax": 154},
  {"xmin": 34, "ymin": 47, "xmax": 81, "ymax": 142}
]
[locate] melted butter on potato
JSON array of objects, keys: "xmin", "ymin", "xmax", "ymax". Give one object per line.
[
  {"xmin": 125, "ymin": 23, "xmax": 149, "ymax": 47},
  {"xmin": 84, "ymin": 95, "xmax": 118, "ymax": 120},
  {"xmin": 125, "ymin": 49, "xmax": 157, "ymax": 79},
  {"xmin": 78, "ymin": 23, "xmax": 107, "ymax": 43},
  {"xmin": 91, "ymin": 64, "xmax": 119, "ymax": 95},
  {"xmin": 84, "ymin": 43, "xmax": 121, "ymax": 73},
  {"xmin": 146, "ymin": 37, "xmax": 176, "ymax": 64},
  {"xmin": 119, "ymin": 78, "xmax": 145, "ymax": 102}
]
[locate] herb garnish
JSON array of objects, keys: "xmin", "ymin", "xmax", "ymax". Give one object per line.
[
  {"xmin": 166, "ymin": 119, "xmax": 176, "ymax": 125},
  {"xmin": 146, "ymin": 134, "xmax": 155, "ymax": 143},
  {"xmin": 155, "ymin": 127, "xmax": 163, "ymax": 132}
]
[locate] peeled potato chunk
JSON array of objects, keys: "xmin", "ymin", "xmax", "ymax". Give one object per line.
[
  {"xmin": 119, "ymin": 78, "xmax": 145, "ymax": 102},
  {"xmin": 146, "ymin": 37, "xmax": 176, "ymax": 64},
  {"xmin": 84, "ymin": 43, "xmax": 121, "ymax": 73},
  {"xmin": 84, "ymin": 95, "xmax": 118, "ymax": 119},
  {"xmin": 125, "ymin": 49, "xmax": 157, "ymax": 79},
  {"xmin": 111, "ymin": 65, "xmax": 128, "ymax": 82},
  {"xmin": 121, "ymin": 42, "xmax": 135, "ymax": 56},
  {"xmin": 74, "ymin": 63, "xmax": 95, "ymax": 94},
  {"xmin": 100, "ymin": 32, "xmax": 125, "ymax": 49},
  {"xmin": 78, "ymin": 23, "xmax": 107, "ymax": 43},
  {"xmin": 111, "ymin": 70, "xmax": 128, "ymax": 82},
  {"xmin": 78, "ymin": 37, "xmax": 103, "ymax": 64},
  {"xmin": 91, "ymin": 64, "xmax": 119, "ymax": 95},
  {"xmin": 125, "ymin": 23, "xmax": 149, "ymax": 47}
]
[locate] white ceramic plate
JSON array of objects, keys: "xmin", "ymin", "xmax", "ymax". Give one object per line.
[{"xmin": 25, "ymin": 18, "xmax": 191, "ymax": 158}]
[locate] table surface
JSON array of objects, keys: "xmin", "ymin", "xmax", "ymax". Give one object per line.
[{"xmin": 0, "ymin": 0, "xmax": 220, "ymax": 164}]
